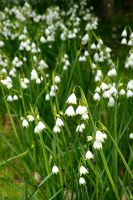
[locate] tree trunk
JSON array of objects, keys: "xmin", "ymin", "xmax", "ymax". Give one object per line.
[
  {"xmin": 100, "ymin": 0, "xmax": 114, "ymax": 18},
  {"xmin": 123, "ymin": 0, "xmax": 133, "ymax": 9}
]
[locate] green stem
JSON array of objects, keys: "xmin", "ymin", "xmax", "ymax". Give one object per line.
[
  {"xmin": 0, "ymin": 147, "xmax": 34, "ymax": 166},
  {"xmin": 1, "ymin": 86, "xmax": 20, "ymax": 144},
  {"xmin": 88, "ymin": 106, "xmax": 96, "ymax": 137},
  {"xmin": 49, "ymin": 188, "xmax": 63, "ymax": 200},
  {"xmin": 28, "ymin": 173, "xmax": 52, "ymax": 200},
  {"xmin": 114, "ymin": 103, "xmax": 118, "ymax": 184},
  {"xmin": 39, "ymin": 134, "xmax": 50, "ymax": 174},
  {"xmin": 100, "ymin": 150, "xmax": 120, "ymax": 200},
  {"xmin": 96, "ymin": 164, "xmax": 99, "ymax": 200},
  {"xmin": 66, "ymin": 49, "xmax": 80, "ymax": 95},
  {"xmin": 107, "ymin": 130, "xmax": 133, "ymax": 179}
]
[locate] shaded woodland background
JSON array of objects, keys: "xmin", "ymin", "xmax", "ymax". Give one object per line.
[
  {"xmin": 1, "ymin": 0, "xmax": 133, "ymax": 18},
  {"xmin": 0, "ymin": 0, "xmax": 133, "ymax": 74}
]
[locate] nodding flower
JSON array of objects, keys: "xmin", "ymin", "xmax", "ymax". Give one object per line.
[
  {"xmin": 67, "ymin": 93, "xmax": 77, "ymax": 105},
  {"xmin": 80, "ymin": 166, "xmax": 89, "ymax": 176},
  {"xmin": 52, "ymin": 165, "xmax": 59, "ymax": 174},
  {"xmin": 65, "ymin": 106, "xmax": 75, "ymax": 117},
  {"xmin": 79, "ymin": 177, "xmax": 86, "ymax": 185}
]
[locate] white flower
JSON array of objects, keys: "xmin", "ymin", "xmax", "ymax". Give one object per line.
[
  {"xmin": 45, "ymin": 94, "xmax": 50, "ymax": 101},
  {"xmin": 119, "ymin": 89, "xmax": 126, "ymax": 96},
  {"xmin": 0, "ymin": 41, "xmax": 4, "ymax": 47},
  {"xmin": 99, "ymin": 57, "xmax": 104, "ymax": 62},
  {"xmin": 127, "ymin": 90, "xmax": 133, "ymax": 98},
  {"xmin": 9, "ymin": 68, "xmax": 16, "ymax": 77},
  {"xmin": 97, "ymin": 43, "xmax": 101, "ymax": 49},
  {"xmin": 94, "ymin": 53, "xmax": 99, "ymax": 62},
  {"xmin": 45, "ymin": 29, "xmax": 50, "ymax": 36},
  {"xmin": 109, "ymin": 86, "xmax": 117, "ymax": 96},
  {"xmin": 95, "ymin": 87, "xmax": 101, "ymax": 93},
  {"xmin": 60, "ymin": 32, "xmax": 66, "ymax": 41},
  {"xmin": 40, "ymin": 36, "xmax": 46, "ymax": 43},
  {"xmin": 76, "ymin": 105, "xmax": 87, "ymax": 115},
  {"xmin": 27, "ymin": 115, "xmax": 34, "ymax": 122},
  {"xmin": 53, "ymin": 125, "xmax": 61, "ymax": 133},
  {"xmin": 103, "ymin": 90, "xmax": 111, "ymax": 98},
  {"xmin": 121, "ymin": 29, "xmax": 127, "ymax": 37},
  {"xmin": 22, "ymin": 119, "xmax": 29, "ymax": 127},
  {"xmin": 34, "ymin": 126, "xmax": 40, "ymax": 134},
  {"xmin": 80, "ymin": 166, "xmax": 88, "ymax": 176},
  {"xmin": 129, "ymin": 133, "xmax": 133, "ymax": 139},
  {"xmin": 95, "ymin": 70, "xmax": 103, "ymax": 82},
  {"xmin": 37, "ymin": 121, "xmax": 45, "ymax": 130},
  {"xmin": 39, "ymin": 60, "xmax": 48, "ymax": 69},
  {"xmin": 128, "ymin": 40, "xmax": 132, "ymax": 46},
  {"xmin": 106, "ymin": 47, "xmax": 112, "ymax": 53},
  {"xmin": 63, "ymin": 65, "xmax": 68, "ymax": 70},
  {"xmin": 84, "ymin": 50, "xmax": 89, "ymax": 57},
  {"xmin": 76, "ymin": 123, "xmax": 85, "ymax": 132},
  {"xmin": 52, "ymin": 165, "xmax": 59, "ymax": 174},
  {"xmin": 54, "ymin": 75, "xmax": 61, "ymax": 83},
  {"xmin": 65, "ymin": 60, "xmax": 70, "ymax": 66},
  {"xmin": 93, "ymin": 130, "xmax": 107, "ymax": 150},
  {"xmin": 7, "ymin": 95, "xmax": 13, "ymax": 102},
  {"xmin": 67, "ymin": 93, "xmax": 77, "ymax": 104},
  {"xmin": 130, "ymin": 32, "xmax": 133, "ymax": 39},
  {"xmin": 98, "ymin": 39, "xmax": 103, "ymax": 45},
  {"xmin": 91, "ymin": 63, "xmax": 97, "ymax": 69},
  {"xmin": 1, "ymin": 76, "xmax": 13, "ymax": 89},
  {"xmin": 56, "ymin": 118, "xmax": 64, "ymax": 127},
  {"xmin": 50, "ymin": 90, "xmax": 56, "ymax": 97},
  {"xmin": 100, "ymin": 82, "xmax": 109, "ymax": 91},
  {"xmin": 65, "ymin": 106, "xmax": 75, "ymax": 117},
  {"xmin": 121, "ymin": 38, "xmax": 127, "ymax": 45},
  {"xmin": 34, "ymin": 121, "xmax": 46, "ymax": 133},
  {"xmin": 87, "ymin": 136, "xmax": 93, "ymax": 142},
  {"xmin": 49, "ymin": 85, "xmax": 58, "ymax": 97},
  {"xmin": 93, "ymin": 140, "xmax": 102, "ymax": 149},
  {"xmin": 31, "ymin": 69, "xmax": 38, "ymax": 80},
  {"xmin": 1, "ymin": 68, "xmax": 7, "ymax": 74},
  {"xmin": 36, "ymin": 78, "xmax": 41, "ymax": 84},
  {"xmin": 93, "ymin": 93, "xmax": 100, "ymax": 101},
  {"xmin": 81, "ymin": 113, "xmax": 89, "ymax": 120},
  {"xmin": 125, "ymin": 63, "xmax": 129, "ymax": 69},
  {"xmin": 13, "ymin": 95, "xmax": 18, "ymax": 101},
  {"xmin": 82, "ymin": 34, "xmax": 89, "ymax": 45},
  {"xmin": 91, "ymin": 43, "xmax": 96, "ymax": 49},
  {"xmin": 79, "ymin": 177, "xmax": 86, "ymax": 185},
  {"xmin": 79, "ymin": 56, "xmax": 86, "ymax": 62},
  {"xmin": 21, "ymin": 78, "xmax": 29, "ymax": 89},
  {"xmin": 85, "ymin": 150, "xmax": 94, "ymax": 160},
  {"xmin": 127, "ymin": 80, "xmax": 133, "ymax": 90},
  {"xmin": 108, "ymin": 68, "xmax": 117, "ymax": 77},
  {"xmin": 108, "ymin": 96, "xmax": 115, "ymax": 107},
  {"xmin": 95, "ymin": 130, "xmax": 107, "ymax": 143},
  {"xmin": 51, "ymin": 85, "xmax": 58, "ymax": 91}
]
